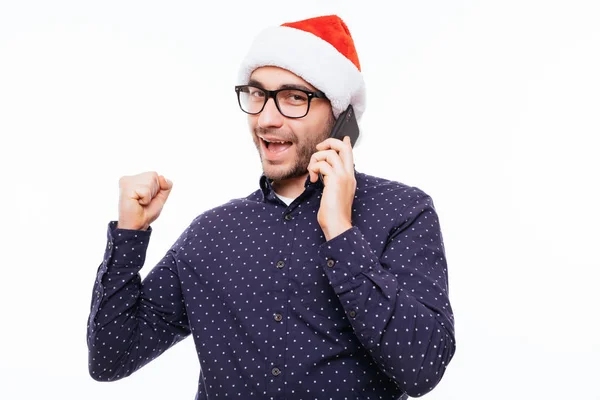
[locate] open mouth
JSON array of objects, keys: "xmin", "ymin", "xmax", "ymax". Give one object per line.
[{"xmin": 260, "ymin": 137, "xmax": 293, "ymax": 155}]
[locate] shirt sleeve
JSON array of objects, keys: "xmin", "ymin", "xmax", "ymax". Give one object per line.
[
  {"xmin": 87, "ymin": 221, "xmax": 192, "ymax": 381},
  {"xmin": 317, "ymin": 191, "xmax": 456, "ymax": 397}
]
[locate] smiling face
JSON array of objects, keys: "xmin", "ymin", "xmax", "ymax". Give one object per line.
[{"xmin": 248, "ymin": 66, "xmax": 335, "ymax": 183}]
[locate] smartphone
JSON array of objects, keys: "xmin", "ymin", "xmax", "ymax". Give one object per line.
[
  {"xmin": 329, "ymin": 104, "xmax": 360, "ymax": 146},
  {"xmin": 318, "ymin": 104, "xmax": 360, "ymax": 184}
]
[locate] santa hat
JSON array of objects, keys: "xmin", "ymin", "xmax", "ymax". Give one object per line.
[{"xmin": 237, "ymin": 14, "xmax": 366, "ymax": 146}]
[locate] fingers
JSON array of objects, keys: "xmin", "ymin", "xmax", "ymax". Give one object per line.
[
  {"xmin": 308, "ymin": 160, "xmax": 334, "ymax": 182},
  {"xmin": 134, "ymin": 185, "xmax": 153, "ymax": 205},
  {"xmin": 128, "ymin": 173, "xmax": 173, "ymax": 206},
  {"xmin": 310, "ymin": 149, "xmax": 344, "ymax": 172},
  {"xmin": 118, "ymin": 171, "xmax": 173, "ymax": 230},
  {"xmin": 309, "ymin": 140, "xmax": 352, "ymax": 181},
  {"xmin": 315, "ymin": 136, "xmax": 354, "ymax": 175}
]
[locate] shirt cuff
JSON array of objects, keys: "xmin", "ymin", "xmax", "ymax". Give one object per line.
[
  {"xmin": 103, "ymin": 221, "xmax": 152, "ymax": 266},
  {"xmin": 317, "ymin": 225, "xmax": 379, "ymax": 287}
]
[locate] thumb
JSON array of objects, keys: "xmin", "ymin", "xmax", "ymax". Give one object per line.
[
  {"xmin": 158, "ymin": 175, "xmax": 173, "ymax": 191},
  {"xmin": 145, "ymin": 175, "xmax": 173, "ymax": 215},
  {"xmin": 154, "ymin": 175, "xmax": 173, "ymax": 203}
]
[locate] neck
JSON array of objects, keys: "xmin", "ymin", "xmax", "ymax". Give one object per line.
[{"xmin": 271, "ymin": 172, "xmax": 310, "ymax": 199}]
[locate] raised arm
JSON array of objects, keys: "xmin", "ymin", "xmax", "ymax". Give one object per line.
[{"xmin": 87, "ymin": 171, "xmax": 191, "ymax": 381}]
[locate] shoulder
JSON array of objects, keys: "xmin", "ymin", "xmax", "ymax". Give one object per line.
[
  {"xmin": 354, "ymin": 170, "xmax": 432, "ymax": 209},
  {"xmin": 189, "ymin": 195, "xmax": 263, "ymax": 231},
  {"xmin": 170, "ymin": 197, "xmax": 251, "ymax": 251},
  {"xmin": 354, "ymin": 171, "xmax": 444, "ymax": 237}
]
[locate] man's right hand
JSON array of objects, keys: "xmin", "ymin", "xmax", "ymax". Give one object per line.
[{"xmin": 117, "ymin": 171, "xmax": 173, "ymax": 231}]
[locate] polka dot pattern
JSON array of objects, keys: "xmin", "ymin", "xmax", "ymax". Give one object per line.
[{"xmin": 87, "ymin": 169, "xmax": 456, "ymax": 399}]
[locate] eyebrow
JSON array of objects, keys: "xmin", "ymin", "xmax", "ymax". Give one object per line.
[{"xmin": 247, "ymin": 79, "xmax": 314, "ymax": 92}]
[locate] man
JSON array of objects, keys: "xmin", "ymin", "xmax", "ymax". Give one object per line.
[{"xmin": 87, "ymin": 14, "xmax": 456, "ymax": 399}]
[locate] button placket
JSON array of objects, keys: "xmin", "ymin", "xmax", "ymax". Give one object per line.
[{"xmin": 265, "ymin": 209, "xmax": 295, "ymax": 397}]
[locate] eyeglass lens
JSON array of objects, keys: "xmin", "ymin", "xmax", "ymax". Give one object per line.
[{"xmin": 238, "ymin": 86, "xmax": 311, "ymax": 118}]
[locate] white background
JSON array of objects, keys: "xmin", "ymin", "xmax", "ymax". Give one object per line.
[{"xmin": 1, "ymin": 0, "xmax": 599, "ymax": 399}]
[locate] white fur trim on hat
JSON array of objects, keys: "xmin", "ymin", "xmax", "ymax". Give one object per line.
[{"xmin": 237, "ymin": 25, "xmax": 366, "ymax": 124}]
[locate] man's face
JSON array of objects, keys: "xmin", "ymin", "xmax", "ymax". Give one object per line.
[{"xmin": 247, "ymin": 66, "xmax": 335, "ymax": 182}]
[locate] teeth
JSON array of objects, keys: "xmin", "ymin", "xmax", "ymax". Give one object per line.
[{"xmin": 261, "ymin": 137, "xmax": 289, "ymax": 144}]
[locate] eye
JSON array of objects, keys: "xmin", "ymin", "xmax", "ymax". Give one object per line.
[
  {"xmin": 249, "ymin": 89, "xmax": 265, "ymax": 98},
  {"xmin": 280, "ymin": 90, "xmax": 308, "ymax": 105}
]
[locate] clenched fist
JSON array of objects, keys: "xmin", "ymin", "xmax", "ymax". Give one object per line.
[{"xmin": 117, "ymin": 171, "xmax": 173, "ymax": 231}]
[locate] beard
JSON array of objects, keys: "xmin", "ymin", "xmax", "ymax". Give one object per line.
[{"xmin": 253, "ymin": 113, "xmax": 336, "ymax": 182}]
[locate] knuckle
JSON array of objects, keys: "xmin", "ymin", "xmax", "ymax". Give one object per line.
[
  {"xmin": 143, "ymin": 171, "xmax": 158, "ymax": 180},
  {"xmin": 136, "ymin": 183, "xmax": 150, "ymax": 194}
]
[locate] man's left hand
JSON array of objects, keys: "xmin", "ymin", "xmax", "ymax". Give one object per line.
[{"xmin": 308, "ymin": 135, "xmax": 356, "ymax": 241}]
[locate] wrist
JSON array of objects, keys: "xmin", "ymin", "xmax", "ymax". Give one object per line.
[
  {"xmin": 323, "ymin": 221, "xmax": 353, "ymax": 241},
  {"xmin": 117, "ymin": 222, "xmax": 148, "ymax": 231}
]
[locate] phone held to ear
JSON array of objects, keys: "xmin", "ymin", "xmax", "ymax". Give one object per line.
[{"xmin": 318, "ymin": 105, "xmax": 360, "ymax": 184}]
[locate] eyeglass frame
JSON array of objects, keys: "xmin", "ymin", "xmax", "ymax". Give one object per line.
[{"xmin": 234, "ymin": 84, "xmax": 328, "ymax": 119}]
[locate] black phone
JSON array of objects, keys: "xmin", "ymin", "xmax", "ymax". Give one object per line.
[
  {"xmin": 318, "ymin": 105, "xmax": 360, "ymax": 184},
  {"xmin": 330, "ymin": 104, "xmax": 360, "ymax": 146}
]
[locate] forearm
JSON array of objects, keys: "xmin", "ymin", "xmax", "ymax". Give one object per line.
[
  {"xmin": 87, "ymin": 222, "xmax": 190, "ymax": 381},
  {"xmin": 331, "ymin": 264, "xmax": 455, "ymax": 396}
]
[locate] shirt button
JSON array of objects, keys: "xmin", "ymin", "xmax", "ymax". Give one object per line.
[
  {"xmin": 276, "ymin": 260, "xmax": 285, "ymax": 269},
  {"xmin": 273, "ymin": 313, "xmax": 283, "ymax": 322},
  {"xmin": 327, "ymin": 258, "xmax": 336, "ymax": 268},
  {"xmin": 272, "ymin": 367, "xmax": 281, "ymax": 376},
  {"xmin": 284, "ymin": 213, "xmax": 292, "ymax": 221},
  {"xmin": 348, "ymin": 309, "xmax": 357, "ymax": 318}
]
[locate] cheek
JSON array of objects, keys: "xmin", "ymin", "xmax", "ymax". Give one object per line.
[
  {"xmin": 288, "ymin": 121, "xmax": 316, "ymax": 145},
  {"xmin": 248, "ymin": 115, "xmax": 256, "ymax": 131},
  {"xmin": 308, "ymin": 110, "xmax": 334, "ymax": 140}
]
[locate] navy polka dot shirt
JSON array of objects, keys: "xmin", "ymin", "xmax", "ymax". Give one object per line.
[{"xmin": 87, "ymin": 169, "xmax": 456, "ymax": 399}]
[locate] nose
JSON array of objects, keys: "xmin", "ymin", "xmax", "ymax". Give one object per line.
[{"xmin": 257, "ymin": 97, "xmax": 284, "ymax": 129}]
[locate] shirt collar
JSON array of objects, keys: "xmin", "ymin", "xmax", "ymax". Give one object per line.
[
  {"xmin": 259, "ymin": 172, "xmax": 324, "ymax": 202},
  {"xmin": 259, "ymin": 165, "xmax": 357, "ymax": 203}
]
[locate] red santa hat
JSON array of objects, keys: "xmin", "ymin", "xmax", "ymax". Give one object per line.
[{"xmin": 238, "ymin": 15, "xmax": 366, "ymax": 146}]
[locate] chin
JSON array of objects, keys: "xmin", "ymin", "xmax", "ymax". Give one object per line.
[{"xmin": 263, "ymin": 166, "xmax": 288, "ymax": 181}]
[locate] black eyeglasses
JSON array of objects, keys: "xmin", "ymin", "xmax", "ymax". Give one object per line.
[{"xmin": 235, "ymin": 85, "xmax": 327, "ymax": 119}]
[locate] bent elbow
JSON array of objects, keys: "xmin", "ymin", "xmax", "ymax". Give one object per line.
[
  {"xmin": 387, "ymin": 329, "xmax": 455, "ymax": 397},
  {"xmin": 404, "ymin": 338, "xmax": 456, "ymax": 397},
  {"xmin": 88, "ymin": 350, "xmax": 135, "ymax": 382},
  {"xmin": 88, "ymin": 363, "xmax": 128, "ymax": 382},
  {"xmin": 88, "ymin": 365, "xmax": 113, "ymax": 382},
  {"xmin": 402, "ymin": 366, "xmax": 448, "ymax": 397}
]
